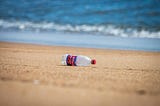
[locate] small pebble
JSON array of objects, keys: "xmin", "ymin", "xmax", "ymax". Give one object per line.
[{"xmin": 33, "ymin": 80, "xmax": 39, "ymax": 85}]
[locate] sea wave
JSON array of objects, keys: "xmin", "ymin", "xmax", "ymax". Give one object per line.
[{"xmin": 0, "ymin": 19, "xmax": 160, "ymax": 38}]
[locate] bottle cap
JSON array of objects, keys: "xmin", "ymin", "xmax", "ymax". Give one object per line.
[{"xmin": 91, "ymin": 59, "xmax": 96, "ymax": 64}]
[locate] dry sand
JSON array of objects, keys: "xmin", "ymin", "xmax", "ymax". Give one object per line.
[{"xmin": 0, "ymin": 41, "xmax": 160, "ymax": 106}]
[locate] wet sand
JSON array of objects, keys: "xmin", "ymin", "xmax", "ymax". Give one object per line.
[{"xmin": 0, "ymin": 41, "xmax": 160, "ymax": 106}]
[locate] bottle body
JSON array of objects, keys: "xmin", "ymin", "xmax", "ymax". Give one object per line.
[
  {"xmin": 75, "ymin": 55, "xmax": 91, "ymax": 66},
  {"xmin": 61, "ymin": 54, "xmax": 93, "ymax": 66}
]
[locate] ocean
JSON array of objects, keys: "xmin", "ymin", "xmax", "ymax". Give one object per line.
[{"xmin": 0, "ymin": 0, "xmax": 160, "ymax": 51}]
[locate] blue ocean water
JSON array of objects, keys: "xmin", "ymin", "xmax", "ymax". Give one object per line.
[{"xmin": 0, "ymin": 0, "xmax": 160, "ymax": 51}]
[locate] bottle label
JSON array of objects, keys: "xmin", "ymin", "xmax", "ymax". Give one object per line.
[{"xmin": 66, "ymin": 55, "xmax": 77, "ymax": 66}]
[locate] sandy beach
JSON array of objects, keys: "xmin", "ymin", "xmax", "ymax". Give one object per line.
[{"xmin": 0, "ymin": 41, "xmax": 160, "ymax": 106}]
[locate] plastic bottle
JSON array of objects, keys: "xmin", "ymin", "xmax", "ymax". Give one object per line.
[{"xmin": 61, "ymin": 54, "xmax": 96, "ymax": 66}]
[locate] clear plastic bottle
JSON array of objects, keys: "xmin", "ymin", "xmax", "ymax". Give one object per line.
[{"xmin": 61, "ymin": 54, "xmax": 96, "ymax": 66}]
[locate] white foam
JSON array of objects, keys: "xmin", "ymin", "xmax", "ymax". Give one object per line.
[{"xmin": 0, "ymin": 19, "xmax": 160, "ymax": 38}]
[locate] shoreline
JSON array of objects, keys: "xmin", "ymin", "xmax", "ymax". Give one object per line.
[
  {"xmin": 0, "ymin": 40, "xmax": 160, "ymax": 53},
  {"xmin": 0, "ymin": 31, "xmax": 160, "ymax": 52},
  {"xmin": 0, "ymin": 41, "xmax": 160, "ymax": 106}
]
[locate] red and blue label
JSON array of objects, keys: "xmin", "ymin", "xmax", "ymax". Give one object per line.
[{"xmin": 66, "ymin": 55, "xmax": 77, "ymax": 66}]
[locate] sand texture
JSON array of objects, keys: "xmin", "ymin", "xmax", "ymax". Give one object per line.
[{"xmin": 0, "ymin": 42, "xmax": 160, "ymax": 106}]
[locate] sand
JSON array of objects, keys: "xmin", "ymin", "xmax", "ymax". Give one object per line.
[{"xmin": 0, "ymin": 41, "xmax": 160, "ymax": 106}]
